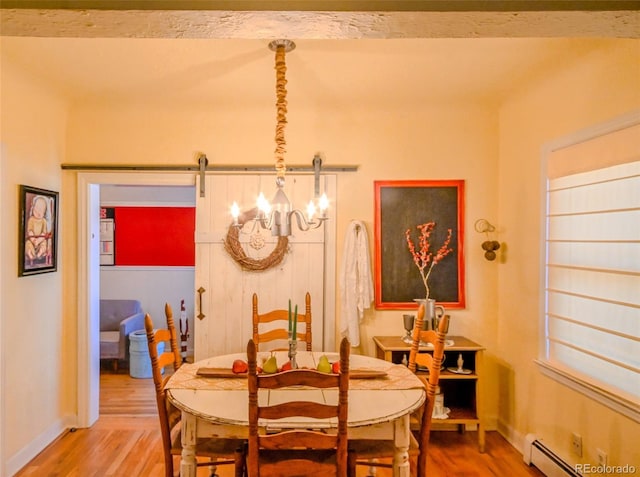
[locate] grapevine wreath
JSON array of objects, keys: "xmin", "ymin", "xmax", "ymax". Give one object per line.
[{"xmin": 224, "ymin": 207, "xmax": 288, "ymax": 271}]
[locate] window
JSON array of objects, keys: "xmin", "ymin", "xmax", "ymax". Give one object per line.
[{"xmin": 539, "ymin": 111, "xmax": 640, "ymax": 422}]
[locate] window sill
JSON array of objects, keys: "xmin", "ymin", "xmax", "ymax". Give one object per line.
[{"xmin": 535, "ymin": 360, "xmax": 639, "ymax": 423}]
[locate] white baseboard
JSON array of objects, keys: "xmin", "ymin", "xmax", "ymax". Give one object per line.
[
  {"xmin": 496, "ymin": 418, "xmax": 528, "ymax": 457},
  {"xmin": 6, "ymin": 416, "xmax": 74, "ymax": 477},
  {"xmin": 498, "ymin": 421, "xmax": 581, "ymax": 476}
]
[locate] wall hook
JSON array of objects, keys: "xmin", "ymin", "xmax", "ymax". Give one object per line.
[{"xmin": 474, "ymin": 219, "xmax": 501, "ymax": 261}]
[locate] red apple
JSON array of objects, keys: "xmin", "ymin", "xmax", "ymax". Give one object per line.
[
  {"xmin": 281, "ymin": 361, "xmax": 293, "ymax": 371},
  {"xmin": 332, "ymin": 361, "xmax": 340, "ymax": 374},
  {"xmin": 232, "ymin": 359, "xmax": 248, "ymax": 374}
]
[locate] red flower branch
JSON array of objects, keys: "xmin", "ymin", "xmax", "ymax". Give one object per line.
[{"xmin": 405, "ymin": 222, "xmax": 453, "ymax": 300}]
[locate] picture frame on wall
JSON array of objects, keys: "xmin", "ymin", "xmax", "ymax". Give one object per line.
[
  {"xmin": 374, "ymin": 180, "xmax": 465, "ymax": 310},
  {"xmin": 100, "ymin": 207, "xmax": 115, "ymax": 266},
  {"xmin": 18, "ymin": 185, "xmax": 59, "ymax": 277}
]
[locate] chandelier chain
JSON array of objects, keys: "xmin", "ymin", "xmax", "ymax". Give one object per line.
[{"xmin": 274, "ymin": 44, "xmax": 288, "ymax": 178}]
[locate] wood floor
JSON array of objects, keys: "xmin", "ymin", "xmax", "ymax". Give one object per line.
[{"xmin": 15, "ymin": 371, "xmax": 544, "ymax": 477}]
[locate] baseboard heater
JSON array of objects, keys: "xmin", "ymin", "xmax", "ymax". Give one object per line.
[{"xmin": 523, "ymin": 434, "xmax": 581, "ymax": 477}]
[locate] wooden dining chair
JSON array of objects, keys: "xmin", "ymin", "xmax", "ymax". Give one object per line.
[
  {"xmin": 246, "ymin": 337, "xmax": 351, "ymax": 477},
  {"xmin": 349, "ymin": 303, "xmax": 449, "ymax": 477},
  {"xmin": 145, "ymin": 304, "xmax": 246, "ymax": 477},
  {"xmin": 252, "ymin": 292, "xmax": 312, "ymax": 351}
]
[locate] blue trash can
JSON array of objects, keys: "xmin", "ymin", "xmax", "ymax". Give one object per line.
[{"xmin": 129, "ymin": 330, "xmax": 164, "ymax": 378}]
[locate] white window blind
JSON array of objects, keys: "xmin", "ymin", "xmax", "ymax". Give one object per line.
[{"xmin": 541, "ymin": 112, "xmax": 640, "ymax": 419}]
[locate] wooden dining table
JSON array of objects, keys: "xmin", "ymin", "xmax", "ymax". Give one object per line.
[{"xmin": 165, "ymin": 349, "xmax": 425, "ymax": 477}]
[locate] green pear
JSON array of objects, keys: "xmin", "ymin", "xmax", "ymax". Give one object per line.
[
  {"xmin": 317, "ymin": 355, "xmax": 331, "ymax": 373},
  {"xmin": 263, "ymin": 355, "xmax": 278, "ymax": 374}
]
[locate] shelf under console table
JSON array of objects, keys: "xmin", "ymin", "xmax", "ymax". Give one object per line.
[{"xmin": 372, "ymin": 335, "xmax": 485, "ymax": 452}]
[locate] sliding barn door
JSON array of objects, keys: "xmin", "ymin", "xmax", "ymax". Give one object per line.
[{"xmin": 194, "ymin": 173, "xmax": 336, "ymax": 360}]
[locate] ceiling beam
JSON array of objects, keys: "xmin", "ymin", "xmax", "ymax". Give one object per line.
[
  {"xmin": 2, "ymin": 1, "xmax": 637, "ymax": 38},
  {"xmin": 1, "ymin": 0, "xmax": 638, "ymax": 11}
]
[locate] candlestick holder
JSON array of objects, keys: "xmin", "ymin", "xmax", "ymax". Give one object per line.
[{"xmin": 288, "ymin": 337, "xmax": 298, "ymax": 369}]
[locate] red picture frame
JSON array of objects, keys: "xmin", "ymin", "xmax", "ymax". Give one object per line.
[{"xmin": 374, "ymin": 180, "xmax": 465, "ymax": 310}]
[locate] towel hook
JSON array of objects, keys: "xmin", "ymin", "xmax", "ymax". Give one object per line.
[
  {"xmin": 474, "ymin": 219, "xmax": 501, "ymax": 261},
  {"xmin": 474, "ymin": 218, "xmax": 495, "ymax": 234}
]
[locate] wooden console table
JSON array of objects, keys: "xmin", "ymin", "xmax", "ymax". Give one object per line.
[{"xmin": 373, "ymin": 335, "xmax": 485, "ymax": 452}]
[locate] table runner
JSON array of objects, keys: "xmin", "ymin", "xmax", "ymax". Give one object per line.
[{"xmin": 165, "ymin": 362, "xmax": 424, "ymax": 392}]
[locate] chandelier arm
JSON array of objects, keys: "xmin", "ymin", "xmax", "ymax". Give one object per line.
[
  {"xmin": 309, "ymin": 216, "xmax": 327, "ymax": 230},
  {"xmin": 290, "ymin": 209, "xmax": 326, "ymax": 232},
  {"xmin": 256, "ymin": 211, "xmax": 277, "ymax": 231},
  {"xmin": 241, "ymin": 218, "xmax": 260, "ymax": 235},
  {"xmin": 274, "ymin": 44, "xmax": 288, "ymax": 179},
  {"xmin": 290, "ymin": 209, "xmax": 311, "ymax": 232}
]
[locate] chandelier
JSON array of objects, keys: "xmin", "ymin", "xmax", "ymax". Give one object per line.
[{"xmin": 230, "ymin": 39, "xmax": 329, "ymax": 237}]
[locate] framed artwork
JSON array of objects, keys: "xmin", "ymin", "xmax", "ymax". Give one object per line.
[
  {"xmin": 18, "ymin": 185, "xmax": 59, "ymax": 277},
  {"xmin": 374, "ymin": 180, "xmax": 465, "ymax": 310}
]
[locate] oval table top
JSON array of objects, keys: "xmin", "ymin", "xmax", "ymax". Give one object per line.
[{"xmin": 166, "ymin": 350, "xmax": 425, "ymax": 430}]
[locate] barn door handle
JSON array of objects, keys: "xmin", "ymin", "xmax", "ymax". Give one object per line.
[{"xmin": 197, "ymin": 286, "xmax": 206, "ymax": 320}]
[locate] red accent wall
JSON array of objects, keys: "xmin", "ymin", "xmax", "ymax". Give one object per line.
[{"xmin": 114, "ymin": 207, "xmax": 195, "ymax": 266}]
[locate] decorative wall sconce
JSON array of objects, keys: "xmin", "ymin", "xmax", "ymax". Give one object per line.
[{"xmin": 474, "ymin": 219, "xmax": 501, "ymax": 261}]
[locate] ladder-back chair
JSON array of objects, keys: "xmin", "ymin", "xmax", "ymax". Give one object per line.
[
  {"xmin": 145, "ymin": 304, "xmax": 245, "ymax": 477},
  {"xmin": 252, "ymin": 292, "xmax": 312, "ymax": 351},
  {"xmin": 349, "ymin": 303, "xmax": 449, "ymax": 477},
  {"xmin": 246, "ymin": 337, "xmax": 351, "ymax": 476}
]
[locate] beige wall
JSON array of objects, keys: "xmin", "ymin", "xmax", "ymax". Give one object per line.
[
  {"xmin": 1, "ymin": 38, "xmax": 639, "ymax": 474},
  {"xmin": 0, "ymin": 58, "xmax": 70, "ymax": 473},
  {"xmin": 497, "ymin": 39, "xmax": 640, "ymax": 468},
  {"xmin": 65, "ymin": 100, "xmax": 501, "ymax": 374}
]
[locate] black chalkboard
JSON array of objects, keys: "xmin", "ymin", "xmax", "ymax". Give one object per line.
[{"xmin": 374, "ymin": 180, "xmax": 465, "ymax": 309}]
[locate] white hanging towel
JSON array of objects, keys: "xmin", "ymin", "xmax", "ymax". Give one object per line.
[{"xmin": 339, "ymin": 220, "xmax": 374, "ymax": 347}]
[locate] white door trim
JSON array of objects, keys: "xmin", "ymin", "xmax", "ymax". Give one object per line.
[
  {"xmin": 0, "ymin": 145, "xmax": 5, "ymax": 476},
  {"xmin": 76, "ymin": 172, "xmax": 195, "ymax": 427}
]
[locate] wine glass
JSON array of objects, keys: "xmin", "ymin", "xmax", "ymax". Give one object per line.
[{"xmin": 402, "ymin": 314, "xmax": 415, "ymax": 343}]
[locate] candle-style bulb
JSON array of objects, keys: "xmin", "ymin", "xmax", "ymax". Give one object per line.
[
  {"xmin": 318, "ymin": 193, "xmax": 329, "ymax": 215},
  {"xmin": 256, "ymin": 192, "xmax": 271, "ymax": 215},
  {"xmin": 230, "ymin": 202, "xmax": 240, "ymax": 224},
  {"xmin": 306, "ymin": 200, "xmax": 316, "ymax": 221}
]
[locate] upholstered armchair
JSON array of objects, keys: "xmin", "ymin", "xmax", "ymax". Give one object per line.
[{"xmin": 100, "ymin": 299, "xmax": 145, "ymax": 371}]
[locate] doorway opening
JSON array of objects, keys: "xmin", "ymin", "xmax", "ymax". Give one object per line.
[{"xmin": 77, "ymin": 172, "xmax": 195, "ymax": 427}]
